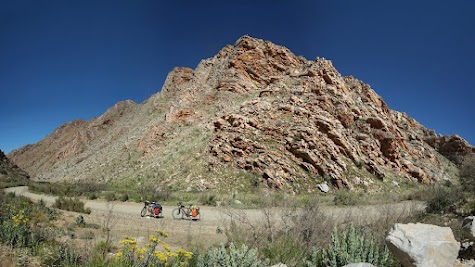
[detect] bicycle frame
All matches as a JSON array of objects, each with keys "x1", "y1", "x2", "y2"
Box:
[
  {"x1": 141, "y1": 200, "x2": 162, "y2": 218},
  {"x1": 173, "y1": 202, "x2": 200, "y2": 220}
]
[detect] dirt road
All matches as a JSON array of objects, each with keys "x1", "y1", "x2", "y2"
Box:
[{"x1": 4, "y1": 186, "x2": 424, "y2": 250}]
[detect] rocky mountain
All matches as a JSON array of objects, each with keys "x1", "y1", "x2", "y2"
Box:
[
  {"x1": 0, "y1": 149, "x2": 29, "y2": 182},
  {"x1": 8, "y1": 36, "x2": 475, "y2": 192}
]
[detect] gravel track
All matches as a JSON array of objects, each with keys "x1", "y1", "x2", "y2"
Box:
[{"x1": 4, "y1": 186, "x2": 425, "y2": 249}]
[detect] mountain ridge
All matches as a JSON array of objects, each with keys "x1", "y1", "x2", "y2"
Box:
[{"x1": 8, "y1": 35, "x2": 475, "y2": 192}]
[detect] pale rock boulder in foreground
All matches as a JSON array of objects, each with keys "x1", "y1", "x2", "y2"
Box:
[
  {"x1": 462, "y1": 216, "x2": 475, "y2": 241},
  {"x1": 386, "y1": 223, "x2": 459, "y2": 267}
]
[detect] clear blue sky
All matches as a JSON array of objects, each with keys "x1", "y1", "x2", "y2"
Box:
[{"x1": 1, "y1": 0, "x2": 474, "y2": 154}]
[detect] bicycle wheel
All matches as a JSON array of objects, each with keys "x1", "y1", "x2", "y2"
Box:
[
  {"x1": 172, "y1": 208, "x2": 182, "y2": 219},
  {"x1": 140, "y1": 207, "x2": 147, "y2": 217}
]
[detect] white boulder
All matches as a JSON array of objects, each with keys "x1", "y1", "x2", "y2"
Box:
[
  {"x1": 462, "y1": 216, "x2": 475, "y2": 241},
  {"x1": 386, "y1": 223, "x2": 459, "y2": 267},
  {"x1": 317, "y1": 182, "x2": 330, "y2": 193}
]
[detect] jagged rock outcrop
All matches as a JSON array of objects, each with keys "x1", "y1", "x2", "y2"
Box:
[
  {"x1": 386, "y1": 223, "x2": 459, "y2": 267},
  {"x1": 425, "y1": 135, "x2": 475, "y2": 165},
  {"x1": 0, "y1": 149, "x2": 29, "y2": 181},
  {"x1": 7, "y1": 36, "x2": 475, "y2": 191}
]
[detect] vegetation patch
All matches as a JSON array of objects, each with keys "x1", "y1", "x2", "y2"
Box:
[{"x1": 53, "y1": 196, "x2": 91, "y2": 214}]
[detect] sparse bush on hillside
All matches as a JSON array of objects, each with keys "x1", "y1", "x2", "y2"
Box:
[
  {"x1": 425, "y1": 185, "x2": 465, "y2": 214},
  {"x1": 460, "y1": 154, "x2": 475, "y2": 192}
]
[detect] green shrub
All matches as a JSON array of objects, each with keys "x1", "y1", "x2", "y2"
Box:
[
  {"x1": 307, "y1": 225, "x2": 395, "y2": 267},
  {"x1": 29, "y1": 181, "x2": 106, "y2": 197},
  {"x1": 333, "y1": 190, "x2": 364, "y2": 206},
  {"x1": 75, "y1": 215, "x2": 86, "y2": 227},
  {"x1": 91, "y1": 240, "x2": 114, "y2": 260},
  {"x1": 117, "y1": 193, "x2": 129, "y2": 202},
  {"x1": 37, "y1": 243, "x2": 62, "y2": 266},
  {"x1": 37, "y1": 242, "x2": 82, "y2": 266},
  {"x1": 104, "y1": 192, "x2": 116, "y2": 202},
  {"x1": 138, "y1": 185, "x2": 173, "y2": 203},
  {"x1": 425, "y1": 186, "x2": 465, "y2": 214},
  {"x1": 467, "y1": 199, "x2": 475, "y2": 215},
  {"x1": 196, "y1": 243, "x2": 268, "y2": 267},
  {"x1": 261, "y1": 235, "x2": 306, "y2": 266},
  {"x1": 460, "y1": 155, "x2": 475, "y2": 193},
  {"x1": 53, "y1": 197, "x2": 91, "y2": 214},
  {"x1": 58, "y1": 242, "x2": 82, "y2": 266},
  {"x1": 199, "y1": 193, "x2": 219, "y2": 206},
  {"x1": 0, "y1": 193, "x2": 44, "y2": 249},
  {"x1": 37, "y1": 199, "x2": 59, "y2": 220}
]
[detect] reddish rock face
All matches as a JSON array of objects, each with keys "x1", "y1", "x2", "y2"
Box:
[
  {"x1": 7, "y1": 36, "x2": 474, "y2": 190},
  {"x1": 204, "y1": 36, "x2": 474, "y2": 189}
]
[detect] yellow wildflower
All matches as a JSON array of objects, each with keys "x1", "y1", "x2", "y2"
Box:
[
  {"x1": 119, "y1": 238, "x2": 136, "y2": 246},
  {"x1": 166, "y1": 251, "x2": 178, "y2": 258},
  {"x1": 177, "y1": 248, "x2": 193, "y2": 259},
  {"x1": 154, "y1": 251, "x2": 168, "y2": 262},
  {"x1": 156, "y1": 230, "x2": 169, "y2": 237},
  {"x1": 12, "y1": 212, "x2": 29, "y2": 226},
  {"x1": 137, "y1": 247, "x2": 147, "y2": 256},
  {"x1": 149, "y1": 234, "x2": 159, "y2": 243}
]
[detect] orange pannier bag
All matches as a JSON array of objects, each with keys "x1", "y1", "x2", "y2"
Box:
[{"x1": 191, "y1": 208, "x2": 197, "y2": 217}]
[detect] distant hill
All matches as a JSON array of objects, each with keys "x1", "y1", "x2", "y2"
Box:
[
  {"x1": 0, "y1": 149, "x2": 29, "y2": 185},
  {"x1": 8, "y1": 36, "x2": 475, "y2": 192}
]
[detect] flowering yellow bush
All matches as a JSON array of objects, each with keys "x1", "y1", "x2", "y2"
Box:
[
  {"x1": 12, "y1": 210, "x2": 29, "y2": 226},
  {"x1": 114, "y1": 230, "x2": 193, "y2": 267}
]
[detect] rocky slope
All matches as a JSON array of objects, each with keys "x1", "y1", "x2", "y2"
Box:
[
  {"x1": 8, "y1": 36, "x2": 475, "y2": 192},
  {"x1": 0, "y1": 149, "x2": 29, "y2": 182}
]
